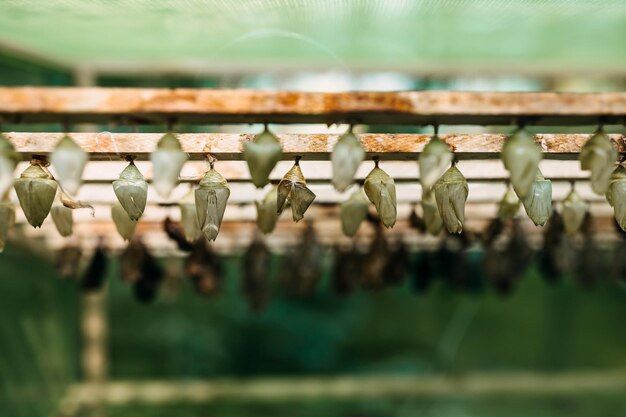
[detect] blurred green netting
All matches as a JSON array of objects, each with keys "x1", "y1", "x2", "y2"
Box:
[
  {"x1": 0, "y1": 245, "x2": 80, "y2": 417},
  {"x1": 0, "y1": 0, "x2": 625, "y2": 69}
]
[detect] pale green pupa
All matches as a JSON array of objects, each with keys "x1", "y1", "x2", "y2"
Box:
[
  {"x1": 579, "y1": 128, "x2": 617, "y2": 195},
  {"x1": 522, "y1": 169, "x2": 552, "y2": 227},
  {"x1": 243, "y1": 126, "x2": 283, "y2": 188},
  {"x1": 340, "y1": 188, "x2": 369, "y2": 237},
  {"x1": 150, "y1": 131, "x2": 188, "y2": 198},
  {"x1": 501, "y1": 128, "x2": 542, "y2": 199},
  {"x1": 433, "y1": 165, "x2": 468, "y2": 234},
  {"x1": 277, "y1": 161, "x2": 316, "y2": 223},
  {"x1": 14, "y1": 160, "x2": 58, "y2": 228},
  {"x1": 195, "y1": 166, "x2": 230, "y2": 241},
  {"x1": 418, "y1": 134, "x2": 452, "y2": 193},
  {"x1": 421, "y1": 190, "x2": 443, "y2": 236},
  {"x1": 497, "y1": 184, "x2": 520, "y2": 220},
  {"x1": 51, "y1": 200, "x2": 73, "y2": 237},
  {"x1": 255, "y1": 185, "x2": 281, "y2": 234},
  {"x1": 50, "y1": 134, "x2": 87, "y2": 196},
  {"x1": 179, "y1": 188, "x2": 201, "y2": 243},
  {"x1": 562, "y1": 187, "x2": 589, "y2": 236},
  {"x1": 112, "y1": 160, "x2": 148, "y2": 221},
  {"x1": 363, "y1": 162, "x2": 396, "y2": 229},
  {"x1": 331, "y1": 127, "x2": 365, "y2": 192},
  {"x1": 111, "y1": 203, "x2": 137, "y2": 241}
]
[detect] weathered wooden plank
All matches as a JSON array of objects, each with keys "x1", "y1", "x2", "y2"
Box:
[
  {"x1": 4, "y1": 132, "x2": 623, "y2": 161},
  {"x1": 1, "y1": 88, "x2": 626, "y2": 125}
]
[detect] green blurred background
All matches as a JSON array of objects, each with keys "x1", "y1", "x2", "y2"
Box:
[{"x1": 1, "y1": 1, "x2": 626, "y2": 416}]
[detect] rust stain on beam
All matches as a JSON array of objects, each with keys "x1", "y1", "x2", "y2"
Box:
[
  {"x1": 1, "y1": 88, "x2": 626, "y2": 125},
  {"x1": 4, "y1": 132, "x2": 623, "y2": 161}
]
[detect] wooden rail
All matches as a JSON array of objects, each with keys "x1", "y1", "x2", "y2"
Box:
[
  {"x1": 4, "y1": 132, "x2": 624, "y2": 161},
  {"x1": 1, "y1": 88, "x2": 626, "y2": 125},
  {"x1": 61, "y1": 370, "x2": 626, "y2": 406}
]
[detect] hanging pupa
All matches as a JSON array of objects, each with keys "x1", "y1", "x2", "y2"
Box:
[
  {"x1": 277, "y1": 159, "x2": 316, "y2": 222},
  {"x1": 243, "y1": 236, "x2": 272, "y2": 311},
  {"x1": 150, "y1": 132, "x2": 188, "y2": 198},
  {"x1": 50, "y1": 134, "x2": 87, "y2": 196},
  {"x1": 340, "y1": 188, "x2": 369, "y2": 237},
  {"x1": 0, "y1": 196, "x2": 15, "y2": 253},
  {"x1": 14, "y1": 159, "x2": 57, "y2": 228},
  {"x1": 497, "y1": 184, "x2": 520, "y2": 220},
  {"x1": 255, "y1": 185, "x2": 281, "y2": 234},
  {"x1": 0, "y1": 133, "x2": 19, "y2": 198},
  {"x1": 112, "y1": 159, "x2": 147, "y2": 221},
  {"x1": 331, "y1": 126, "x2": 365, "y2": 192},
  {"x1": 363, "y1": 161, "x2": 396, "y2": 228},
  {"x1": 579, "y1": 128, "x2": 617, "y2": 195},
  {"x1": 243, "y1": 126, "x2": 283, "y2": 188},
  {"x1": 562, "y1": 187, "x2": 589, "y2": 235},
  {"x1": 111, "y1": 203, "x2": 137, "y2": 241},
  {"x1": 195, "y1": 162, "x2": 230, "y2": 241},
  {"x1": 522, "y1": 169, "x2": 552, "y2": 227},
  {"x1": 433, "y1": 164, "x2": 468, "y2": 234},
  {"x1": 421, "y1": 190, "x2": 443, "y2": 236},
  {"x1": 606, "y1": 165, "x2": 626, "y2": 231},
  {"x1": 418, "y1": 133, "x2": 452, "y2": 192},
  {"x1": 50, "y1": 195, "x2": 73, "y2": 237},
  {"x1": 501, "y1": 128, "x2": 542, "y2": 198},
  {"x1": 179, "y1": 188, "x2": 201, "y2": 243}
]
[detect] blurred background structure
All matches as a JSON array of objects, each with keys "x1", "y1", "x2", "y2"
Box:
[{"x1": 1, "y1": 1, "x2": 626, "y2": 417}]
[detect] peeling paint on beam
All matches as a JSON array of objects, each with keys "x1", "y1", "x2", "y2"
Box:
[
  {"x1": 4, "y1": 132, "x2": 624, "y2": 161},
  {"x1": 1, "y1": 88, "x2": 626, "y2": 125}
]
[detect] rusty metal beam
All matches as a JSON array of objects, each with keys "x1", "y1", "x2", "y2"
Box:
[
  {"x1": 4, "y1": 132, "x2": 624, "y2": 161},
  {"x1": 1, "y1": 88, "x2": 626, "y2": 125}
]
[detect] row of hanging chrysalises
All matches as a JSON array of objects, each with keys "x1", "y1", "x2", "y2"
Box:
[{"x1": 0, "y1": 125, "x2": 621, "y2": 249}]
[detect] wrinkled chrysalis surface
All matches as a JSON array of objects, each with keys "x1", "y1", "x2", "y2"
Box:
[
  {"x1": 433, "y1": 165, "x2": 468, "y2": 234},
  {"x1": 364, "y1": 165, "x2": 396, "y2": 228},
  {"x1": 51, "y1": 203, "x2": 73, "y2": 237},
  {"x1": 502, "y1": 128, "x2": 542, "y2": 199},
  {"x1": 255, "y1": 185, "x2": 281, "y2": 234},
  {"x1": 562, "y1": 189, "x2": 589, "y2": 235},
  {"x1": 50, "y1": 134, "x2": 87, "y2": 196},
  {"x1": 522, "y1": 170, "x2": 552, "y2": 227},
  {"x1": 243, "y1": 127, "x2": 283, "y2": 188},
  {"x1": 14, "y1": 162, "x2": 58, "y2": 228},
  {"x1": 0, "y1": 197, "x2": 15, "y2": 253},
  {"x1": 331, "y1": 129, "x2": 365, "y2": 192},
  {"x1": 179, "y1": 189, "x2": 201, "y2": 243},
  {"x1": 579, "y1": 129, "x2": 617, "y2": 195},
  {"x1": 340, "y1": 188, "x2": 369, "y2": 237},
  {"x1": 277, "y1": 163, "x2": 316, "y2": 222},
  {"x1": 150, "y1": 132, "x2": 188, "y2": 198},
  {"x1": 606, "y1": 165, "x2": 626, "y2": 231},
  {"x1": 0, "y1": 133, "x2": 19, "y2": 198},
  {"x1": 421, "y1": 190, "x2": 443, "y2": 236},
  {"x1": 111, "y1": 203, "x2": 137, "y2": 241},
  {"x1": 195, "y1": 167, "x2": 230, "y2": 241},
  {"x1": 497, "y1": 184, "x2": 520, "y2": 220},
  {"x1": 112, "y1": 161, "x2": 148, "y2": 221},
  {"x1": 419, "y1": 135, "x2": 452, "y2": 192}
]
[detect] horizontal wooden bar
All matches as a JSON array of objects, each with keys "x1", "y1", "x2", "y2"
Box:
[
  {"x1": 1, "y1": 88, "x2": 626, "y2": 125},
  {"x1": 4, "y1": 132, "x2": 624, "y2": 161},
  {"x1": 65, "y1": 370, "x2": 626, "y2": 405}
]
